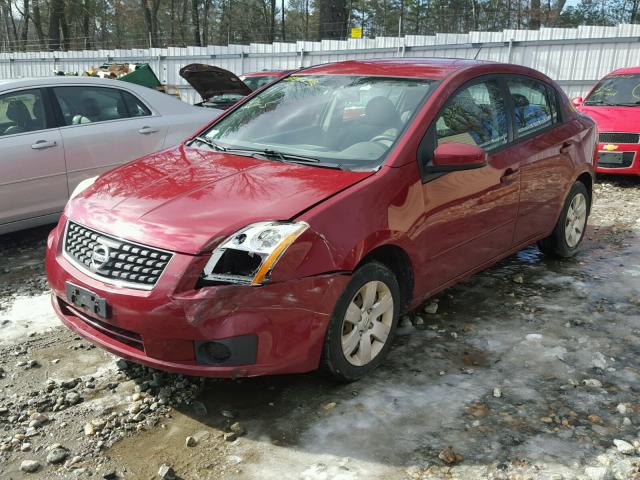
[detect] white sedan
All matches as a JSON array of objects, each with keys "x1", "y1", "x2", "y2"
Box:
[{"x1": 0, "y1": 76, "x2": 219, "y2": 235}]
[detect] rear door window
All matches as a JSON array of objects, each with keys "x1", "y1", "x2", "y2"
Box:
[
  {"x1": 52, "y1": 87, "x2": 150, "y2": 126},
  {"x1": 507, "y1": 78, "x2": 557, "y2": 137},
  {"x1": 0, "y1": 89, "x2": 47, "y2": 136}
]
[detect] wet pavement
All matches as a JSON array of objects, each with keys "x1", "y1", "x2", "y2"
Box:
[{"x1": 0, "y1": 175, "x2": 639, "y2": 479}]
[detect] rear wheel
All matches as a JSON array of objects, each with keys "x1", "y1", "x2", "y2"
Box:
[
  {"x1": 538, "y1": 181, "x2": 590, "y2": 258},
  {"x1": 320, "y1": 261, "x2": 400, "y2": 382}
]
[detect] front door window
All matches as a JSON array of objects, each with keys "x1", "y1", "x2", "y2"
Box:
[{"x1": 435, "y1": 80, "x2": 508, "y2": 151}]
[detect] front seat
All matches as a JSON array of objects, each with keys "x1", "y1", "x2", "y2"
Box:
[
  {"x1": 29, "y1": 98, "x2": 45, "y2": 130},
  {"x1": 116, "y1": 98, "x2": 129, "y2": 118},
  {"x1": 400, "y1": 88, "x2": 427, "y2": 124},
  {"x1": 363, "y1": 96, "x2": 401, "y2": 135},
  {"x1": 3, "y1": 100, "x2": 32, "y2": 135},
  {"x1": 339, "y1": 96, "x2": 401, "y2": 149},
  {"x1": 72, "y1": 98, "x2": 101, "y2": 125}
]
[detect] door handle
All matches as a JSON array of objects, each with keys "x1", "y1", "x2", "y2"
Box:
[
  {"x1": 500, "y1": 168, "x2": 520, "y2": 185},
  {"x1": 138, "y1": 126, "x2": 159, "y2": 134},
  {"x1": 559, "y1": 141, "x2": 572, "y2": 154},
  {"x1": 31, "y1": 140, "x2": 57, "y2": 150}
]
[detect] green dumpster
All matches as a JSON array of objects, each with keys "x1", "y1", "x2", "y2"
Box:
[{"x1": 119, "y1": 64, "x2": 162, "y2": 89}]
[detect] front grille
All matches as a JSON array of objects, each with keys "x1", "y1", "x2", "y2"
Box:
[
  {"x1": 599, "y1": 132, "x2": 640, "y2": 144},
  {"x1": 64, "y1": 221, "x2": 172, "y2": 289},
  {"x1": 597, "y1": 151, "x2": 635, "y2": 168}
]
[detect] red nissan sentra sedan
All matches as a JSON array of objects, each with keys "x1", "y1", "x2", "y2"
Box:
[
  {"x1": 574, "y1": 67, "x2": 640, "y2": 176},
  {"x1": 46, "y1": 58, "x2": 596, "y2": 381}
]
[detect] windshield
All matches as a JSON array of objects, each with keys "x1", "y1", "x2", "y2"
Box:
[
  {"x1": 199, "y1": 74, "x2": 436, "y2": 169},
  {"x1": 242, "y1": 75, "x2": 280, "y2": 91},
  {"x1": 585, "y1": 74, "x2": 640, "y2": 106}
]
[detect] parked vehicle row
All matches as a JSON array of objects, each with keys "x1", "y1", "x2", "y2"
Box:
[{"x1": 42, "y1": 58, "x2": 596, "y2": 381}]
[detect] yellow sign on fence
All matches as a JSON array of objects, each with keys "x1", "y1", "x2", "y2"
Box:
[{"x1": 351, "y1": 27, "x2": 363, "y2": 39}]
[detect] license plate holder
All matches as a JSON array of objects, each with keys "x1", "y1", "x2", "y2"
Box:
[
  {"x1": 598, "y1": 151, "x2": 624, "y2": 164},
  {"x1": 65, "y1": 282, "x2": 109, "y2": 319}
]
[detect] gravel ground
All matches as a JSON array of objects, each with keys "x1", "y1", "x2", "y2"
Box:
[{"x1": 0, "y1": 175, "x2": 639, "y2": 480}]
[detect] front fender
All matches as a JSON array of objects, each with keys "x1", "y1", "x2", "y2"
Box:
[{"x1": 269, "y1": 224, "x2": 418, "y2": 284}]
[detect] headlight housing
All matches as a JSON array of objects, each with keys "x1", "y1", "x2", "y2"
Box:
[
  {"x1": 69, "y1": 176, "x2": 98, "y2": 201},
  {"x1": 201, "y1": 221, "x2": 309, "y2": 286}
]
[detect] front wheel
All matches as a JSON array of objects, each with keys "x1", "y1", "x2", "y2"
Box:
[
  {"x1": 320, "y1": 261, "x2": 400, "y2": 382},
  {"x1": 538, "y1": 181, "x2": 590, "y2": 258}
]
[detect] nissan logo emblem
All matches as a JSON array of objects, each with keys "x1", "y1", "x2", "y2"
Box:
[{"x1": 90, "y1": 244, "x2": 110, "y2": 270}]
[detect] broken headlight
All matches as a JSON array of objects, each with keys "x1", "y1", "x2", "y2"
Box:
[{"x1": 201, "y1": 222, "x2": 309, "y2": 286}]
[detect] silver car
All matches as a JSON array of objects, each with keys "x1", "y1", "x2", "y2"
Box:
[{"x1": 0, "y1": 77, "x2": 219, "y2": 234}]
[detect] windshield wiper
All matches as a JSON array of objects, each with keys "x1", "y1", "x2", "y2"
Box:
[
  {"x1": 258, "y1": 149, "x2": 344, "y2": 170},
  {"x1": 583, "y1": 100, "x2": 614, "y2": 106},
  {"x1": 609, "y1": 102, "x2": 640, "y2": 106},
  {"x1": 188, "y1": 136, "x2": 227, "y2": 152},
  {"x1": 189, "y1": 139, "x2": 267, "y2": 159},
  {"x1": 261, "y1": 149, "x2": 319, "y2": 163},
  {"x1": 189, "y1": 141, "x2": 344, "y2": 169}
]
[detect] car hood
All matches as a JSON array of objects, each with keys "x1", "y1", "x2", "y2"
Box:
[
  {"x1": 179, "y1": 64, "x2": 253, "y2": 101},
  {"x1": 578, "y1": 105, "x2": 640, "y2": 133},
  {"x1": 67, "y1": 145, "x2": 373, "y2": 255}
]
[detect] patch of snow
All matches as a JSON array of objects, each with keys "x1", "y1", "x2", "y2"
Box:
[{"x1": 0, "y1": 293, "x2": 60, "y2": 345}]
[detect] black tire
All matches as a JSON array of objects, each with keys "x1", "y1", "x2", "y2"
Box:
[
  {"x1": 319, "y1": 261, "x2": 400, "y2": 382},
  {"x1": 538, "y1": 181, "x2": 590, "y2": 258}
]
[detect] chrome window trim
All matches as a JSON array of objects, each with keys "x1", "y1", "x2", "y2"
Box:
[{"x1": 61, "y1": 220, "x2": 174, "y2": 291}]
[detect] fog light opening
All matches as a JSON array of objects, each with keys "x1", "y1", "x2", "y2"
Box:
[{"x1": 199, "y1": 341, "x2": 232, "y2": 362}]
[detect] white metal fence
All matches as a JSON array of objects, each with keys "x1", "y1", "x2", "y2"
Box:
[{"x1": 2, "y1": 24, "x2": 640, "y2": 104}]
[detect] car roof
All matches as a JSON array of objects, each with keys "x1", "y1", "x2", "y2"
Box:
[
  {"x1": 242, "y1": 70, "x2": 293, "y2": 78},
  {"x1": 300, "y1": 57, "x2": 499, "y2": 80},
  {"x1": 607, "y1": 66, "x2": 640, "y2": 76},
  {"x1": 0, "y1": 75, "x2": 208, "y2": 116},
  {"x1": 0, "y1": 76, "x2": 153, "y2": 91}
]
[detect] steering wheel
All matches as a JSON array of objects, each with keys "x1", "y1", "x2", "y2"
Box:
[{"x1": 370, "y1": 134, "x2": 396, "y2": 144}]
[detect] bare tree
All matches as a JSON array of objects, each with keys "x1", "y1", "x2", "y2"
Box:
[
  {"x1": 270, "y1": 0, "x2": 276, "y2": 42},
  {"x1": 30, "y1": 0, "x2": 44, "y2": 47},
  {"x1": 192, "y1": 0, "x2": 201, "y2": 46},
  {"x1": 48, "y1": 0, "x2": 65, "y2": 49},
  {"x1": 19, "y1": 0, "x2": 29, "y2": 49},
  {"x1": 141, "y1": 0, "x2": 162, "y2": 47},
  {"x1": 281, "y1": 0, "x2": 285, "y2": 40},
  {"x1": 530, "y1": 0, "x2": 541, "y2": 28},
  {"x1": 319, "y1": 0, "x2": 347, "y2": 39}
]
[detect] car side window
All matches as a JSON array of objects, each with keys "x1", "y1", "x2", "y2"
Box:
[
  {"x1": 122, "y1": 91, "x2": 151, "y2": 118},
  {"x1": 52, "y1": 87, "x2": 149, "y2": 126},
  {"x1": 0, "y1": 89, "x2": 46, "y2": 137},
  {"x1": 507, "y1": 78, "x2": 557, "y2": 137},
  {"x1": 436, "y1": 80, "x2": 508, "y2": 151}
]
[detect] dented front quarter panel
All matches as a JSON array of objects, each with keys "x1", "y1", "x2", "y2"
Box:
[
  {"x1": 271, "y1": 163, "x2": 424, "y2": 294},
  {"x1": 170, "y1": 273, "x2": 350, "y2": 372}
]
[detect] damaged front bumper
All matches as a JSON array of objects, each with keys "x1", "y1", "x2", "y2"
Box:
[{"x1": 46, "y1": 223, "x2": 350, "y2": 377}]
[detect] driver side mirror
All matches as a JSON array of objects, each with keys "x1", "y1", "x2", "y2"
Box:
[
  {"x1": 571, "y1": 97, "x2": 583, "y2": 107},
  {"x1": 428, "y1": 142, "x2": 487, "y2": 173}
]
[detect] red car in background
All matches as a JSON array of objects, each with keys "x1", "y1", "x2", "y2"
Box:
[
  {"x1": 574, "y1": 67, "x2": 640, "y2": 176},
  {"x1": 46, "y1": 58, "x2": 595, "y2": 381}
]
